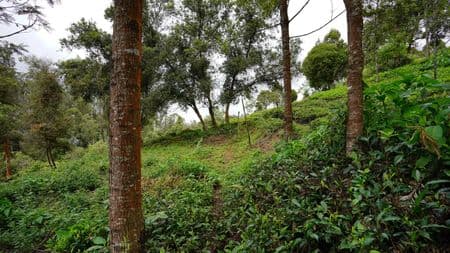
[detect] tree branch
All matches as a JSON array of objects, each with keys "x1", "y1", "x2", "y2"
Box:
[{"x1": 0, "y1": 17, "x2": 38, "y2": 39}]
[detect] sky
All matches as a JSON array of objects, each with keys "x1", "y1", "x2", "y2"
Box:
[{"x1": 1, "y1": 0, "x2": 347, "y2": 123}]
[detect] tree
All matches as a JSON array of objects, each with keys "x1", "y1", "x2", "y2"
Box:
[
  {"x1": 0, "y1": 0, "x2": 57, "y2": 39},
  {"x1": 60, "y1": 18, "x2": 112, "y2": 138},
  {"x1": 280, "y1": 0, "x2": 293, "y2": 138},
  {"x1": 219, "y1": 0, "x2": 273, "y2": 124},
  {"x1": 422, "y1": 0, "x2": 449, "y2": 79},
  {"x1": 60, "y1": 18, "x2": 112, "y2": 62},
  {"x1": 344, "y1": 0, "x2": 364, "y2": 154},
  {"x1": 172, "y1": 0, "x2": 224, "y2": 128},
  {"x1": 22, "y1": 58, "x2": 67, "y2": 168},
  {"x1": 108, "y1": 0, "x2": 144, "y2": 252},
  {"x1": 65, "y1": 98, "x2": 101, "y2": 147},
  {"x1": 256, "y1": 90, "x2": 281, "y2": 110},
  {"x1": 162, "y1": 30, "x2": 208, "y2": 130},
  {"x1": 302, "y1": 29, "x2": 347, "y2": 90},
  {"x1": 0, "y1": 42, "x2": 22, "y2": 178}
]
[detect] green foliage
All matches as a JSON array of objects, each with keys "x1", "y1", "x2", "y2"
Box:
[
  {"x1": 219, "y1": 0, "x2": 281, "y2": 109},
  {"x1": 302, "y1": 30, "x2": 347, "y2": 90},
  {"x1": 1, "y1": 63, "x2": 449, "y2": 252},
  {"x1": 58, "y1": 58, "x2": 109, "y2": 103},
  {"x1": 218, "y1": 72, "x2": 449, "y2": 252},
  {"x1": 21, "y1": 58, "x2": 69, "y2": 165},
  {"x1": 377, "y1": 41, "x2": 412, "y2": 71},
  {"x1": 49, "y1": 220, "x2": 108, "y2": 253},
  {"x1": 0, "y1": 42, "x2": 21, "y2": 151},
  {"x1": 143, "y1": 177, "x2": 215, "y2": 251},
  {"x1": 60, "y1": 18, "x2": 112, "y2": 61},
  {"x1": 65, "y1": 101, "x2": 102, "y2": 148},
  {"x1": 0, "y1": 142, "x2": 108, "y2": 252},
  {"x1": 256, "y1": 90, "x2": 281, "y2": 110},
  {"x1": 421, "y1": 48, "x2": 450, "y2": 71}
]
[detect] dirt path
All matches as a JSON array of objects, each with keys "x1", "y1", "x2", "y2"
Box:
[{"x1": 209, "y1": 182, "x2": 223, "y2": 252}]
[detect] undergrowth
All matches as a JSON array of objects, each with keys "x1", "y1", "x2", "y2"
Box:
[{"x1": 0, "y1": 61, "x2": 449, "y2": 252}]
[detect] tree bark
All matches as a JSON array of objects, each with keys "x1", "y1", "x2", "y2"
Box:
[
  {"x1": 3, "y1": 138, "x2": 11, "y2": 179},
  {"x1": 224, "y1": 102, "x2": 230, "y2": 124},
  {"x1": 109, "y1": 1, "x2": 144, "y2": 252},
  {"x1": 280, "y1": 0, "x2": 294, "y2": 139},
  {"x1": 344, "y1": 0, "x2": 364, "y2": 155},
  {"x1": 49, "y1": 147, "x2": 56, "y2": 168},
  {"x1": 206, "y1": 95, "x2": 217, "y2": 128},
  {"x1": 192, "y1": 102, "x2": 207, "y2": 131},
  {"x1": 46, "y1": 147, "x2": 52, "y2": 168}
]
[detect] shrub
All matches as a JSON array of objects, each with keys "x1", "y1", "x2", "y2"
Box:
[{"x1": 377, "y1": 41, "x2": 411, "y2": 71}]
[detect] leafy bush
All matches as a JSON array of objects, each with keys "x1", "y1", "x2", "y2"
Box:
[
  {"x1": 144, "y1": 177, "x2": 215, "y2": 251},
  {"x1": 48, "y1": 220, "x2": 108, "y2": 253},
  {"x1": 377, "y1": 41, "x2": 411, "y2": 71},
  {"x1": 302, "y1": 43, "x2": 347, "y2": 90},
  {"x1": 218, "y1": 74, "x2": 449, "y2": 252}
]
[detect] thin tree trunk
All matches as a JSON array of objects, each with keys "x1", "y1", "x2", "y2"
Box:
[
  {"x1": 46, "y1": 148, "x2": 52, "y2": 168},
  {"x1": 344, "y1": 0, "x2": 364, "y2": 155},
  {"x1": 49, "y1": 147, "x2": 57, "y2": 168},
  {"x1": 241, "y1": 98, "x2": 251, "y2": 146},
  {"x1": 223, "y1": 75, "x2": 236, "y2": 125},
  {"x1": 3, "y1": 138, "x2": 11, "y2": 179},
  {"x1": 207, "y1": 95, "x2": 217, "y2": 128},
  {"x1": 280, "y1": 0, "x2": 294, "y2": 139},
  {"x1": 192, "y1": 102, "x2": 207, "y2": 131},
  {"x1": 224, "y1": 102, "x2": 230, "y2": 124},
  {"x1": 109, "y1": 0, "x2": 144, "y2": 252}
]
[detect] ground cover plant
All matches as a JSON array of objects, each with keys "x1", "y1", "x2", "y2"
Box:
[{"x1": 0, "y1": 60, "x2": 449, "y2": 252}]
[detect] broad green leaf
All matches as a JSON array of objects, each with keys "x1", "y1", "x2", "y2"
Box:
[
  {"x1": 92, "y1": 236, "x2": 106, "y2": 245},
  {"x1": 86, "y1": 245, "x2": 104, "y2": 252},
  {"x1": 415, "y1": 156, "x2": 431, "y2": 168},
  {"x1": 412, "y1": 169, "x2": 421, "y2": 182},
  {"x1": 394, "y1": 155, "x2": 403, "y2": 165},
  {"x1": 425, "y1": 126, "x2": 443, "y2": 142}
]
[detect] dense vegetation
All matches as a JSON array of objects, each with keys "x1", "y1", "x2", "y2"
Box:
[
  {"x1": 1, "y1": 58, "x2": 449, "y2": 252},
  {"x1": 1, "y1": 0, "x2": 449, "y2": 251}
]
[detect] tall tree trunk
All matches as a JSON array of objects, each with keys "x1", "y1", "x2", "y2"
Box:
[
  {"x1": 109, "y1": 1, "x2": 144, "y2": 252},
  {"x1": 280, "y1": 0, "x2": 294, "y2": 139},
  {"x1": 207, "y1": 95, "x2": 217, "y2": 128},
  {"x1": 192, "y1": 102, "x2": 207, "y2": 131},
  {"x1": 344, "y1": 0, "x2": 364, "y2": 155},
  {"x1": 3, "y1": 138, "x2": 11, "y2": 179},
  {"x1": 224, "y1": 102, "x2": 230, "y2": 124}
]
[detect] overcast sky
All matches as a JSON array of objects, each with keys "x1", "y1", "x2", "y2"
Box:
[{"x1": 1, "y1": 0, "x2": 347, "y2": 123}]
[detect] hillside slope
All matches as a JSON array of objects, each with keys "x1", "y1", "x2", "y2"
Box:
[{"x1": 0, "y1": 60, "x2": 449, "y2": 252}]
